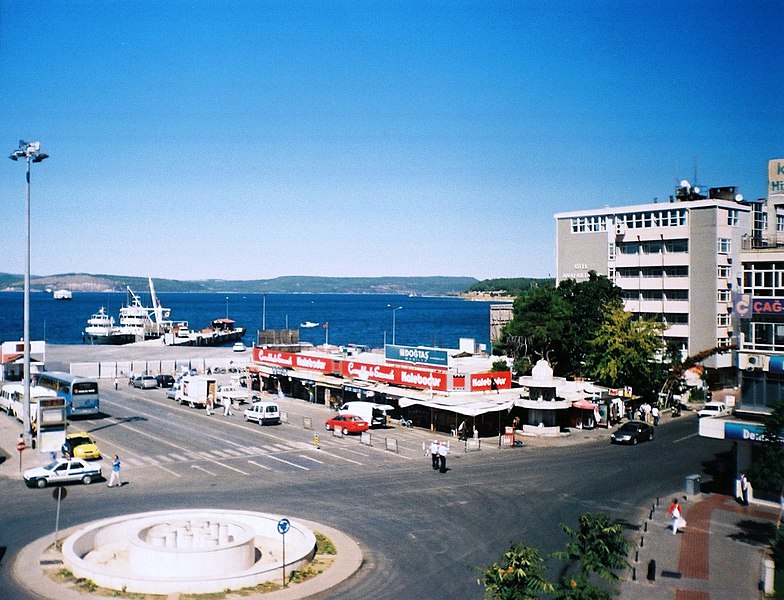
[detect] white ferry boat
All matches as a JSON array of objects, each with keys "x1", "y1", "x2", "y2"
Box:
[
  {"x1": 82, "y1": 307, "x2": 135, "y2": 345},
  {"x1": 53, "y1": 289, "x2": 72, "y2": 300}
]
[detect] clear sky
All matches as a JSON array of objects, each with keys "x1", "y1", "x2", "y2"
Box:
[{"x1": 1, "y1": 1, "x2": 781, "y2": 281}]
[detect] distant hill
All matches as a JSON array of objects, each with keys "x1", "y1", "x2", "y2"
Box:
[
  {"x1": 467, "y1": 277, "x2": 554, "y2": 296},
  {"x1": 0, "y1": 272, "x2": 478, "y2": 296}
]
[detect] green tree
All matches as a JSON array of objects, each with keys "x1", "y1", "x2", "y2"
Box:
[
  {"x1": 481, "y1": 542, "x2": 553, "y2": 600},
  {"x1": 553, "y1": 512, "x2": 629, "y2": 600},
  {"x1": 495, "y1": 286, "x2": 569, "y2": 374},
  {"x1": 583, "y1": 305, "x2": 666, "y2": 400},
  {"x1": 556, "y1": 273, "x2": 624, "y2": 377},
  {"x1": 745, "y1": 400, "x2": 784, "y2": 495}
]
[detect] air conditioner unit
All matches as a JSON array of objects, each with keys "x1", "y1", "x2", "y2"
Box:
[
  {"x1": 738, "y1": 353, "x2": 769, "y2": 371},
  {"x1": 614, "y1": 223, "x2": 626, "y2": 237}
]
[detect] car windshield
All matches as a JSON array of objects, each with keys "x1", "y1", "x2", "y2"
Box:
[
  {"x1": 69, "y1": 435, "x2": 92, "y2": 446},
  {"x1": 619, "y1": 424, "x2": 638, "y2": 432}
]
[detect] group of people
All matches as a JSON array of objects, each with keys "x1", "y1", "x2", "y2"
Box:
[
  {"x1": 429, "y1": 440, "x2": 449, "y2": 473},
  {"x1": 632, "y1": 402, "x2": 660, "y2": 426}
]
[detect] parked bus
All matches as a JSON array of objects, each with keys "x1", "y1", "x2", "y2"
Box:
[
  {"x1": 0, "y1": 383, "x2": 59, "y2": 431},
  {"x1": 34, "y1": 372, "x2": 100, "y2": 418}
]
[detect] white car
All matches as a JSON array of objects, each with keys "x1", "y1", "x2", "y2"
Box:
[
  {"x1": 233, "y1": 342, "x2": 246, "y2": 352},
  {"x1": 698, "y1": 401, "x2": 731, "y2": 418},
  {"x1": 244, "y1": 401, "x2": 281, "y2": 425},
  {"x1": 218, "y1": 385, "x2": 248, "y2": 406},
  {"x1": 24, "y1": 458, "x2": 102, "y2": 488}
]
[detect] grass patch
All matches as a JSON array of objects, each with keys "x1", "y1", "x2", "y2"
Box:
[{"x1": 315, "y1": 531, "x2": 337, "y2": 555}]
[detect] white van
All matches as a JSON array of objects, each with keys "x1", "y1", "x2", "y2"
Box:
[
  {"x1": 339, "y1": 401, "x2": 394, "y2": 428},
  {"x1": 243, "y1": 401, "x2": 281, "y2": 425}
]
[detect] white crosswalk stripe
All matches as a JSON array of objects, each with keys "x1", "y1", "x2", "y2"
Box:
[
  {"x1": 155, "y1": 455, "x2": 174, "y2": 463},
  {"x1": 222, "y1": 448, "x2": 244, "y2": 457}
]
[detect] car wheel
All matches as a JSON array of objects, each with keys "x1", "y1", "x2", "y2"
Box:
[
  {"x1": 36, "y1": 478, "x2": 46, "y2": 488},
  {"x1": 341, "y1": 428, "x2": 348, "y2": 435},
  {"x1": 649, "y1": 431, "x2": 654, "y2": 441},
  {"x1": 82, "y1": 474, "x2": 92, "y2": 485},
  {"x1": 325, "y1": 424, "x2": 332, "y2": 430},
  {"x1": 189, "y1": 401, "x2": 195, "y2": 408},
  {"x1": 632, "y1": 437, "x2": 638, "y2": 445}
]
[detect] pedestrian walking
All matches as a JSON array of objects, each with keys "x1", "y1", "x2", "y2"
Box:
[
  {"x1": 113, "y1": 377, "x2": 118, "y2": 390},
  {"x1": 206, "y1": 392, "x2": 214, "y2": 416},
  {"x1": 438, "y1": 441, "x2": 449, "y2": 473},
  {"x1": 108, "y1": 454, "x2": 122, "y2": 488},
  {"x1": 652, "y1": 405, "x2": 660, "y2": 426},
  {"x1": 223, "y1": 395, "x2": 233, "y2": 417},
  {"x1": 429, "y1": 440, "x2": 439, "y2": 470},
  {"x1": 668, "y1": 498, "x2": 685, "y2": 534},
  {"x1": 740, "y1": 473, "x2": 750, "y2": 505}
]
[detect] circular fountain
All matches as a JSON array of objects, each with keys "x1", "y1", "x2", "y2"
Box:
[{"x1": 61, "y1": 509, "x2": 317, "y2": 595}]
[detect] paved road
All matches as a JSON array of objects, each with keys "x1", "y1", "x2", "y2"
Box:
[{"x1": 0, "y1": 384, "x2": 731, "y2": 599}]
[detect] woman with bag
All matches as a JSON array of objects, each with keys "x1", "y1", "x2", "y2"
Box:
[{"x1": 668, "y1": 498, "x2": 686, "y2": 535}]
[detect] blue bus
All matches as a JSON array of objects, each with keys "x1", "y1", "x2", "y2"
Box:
[{"x1": 34, "y1": 372, "x2": 100, "y2": 418}]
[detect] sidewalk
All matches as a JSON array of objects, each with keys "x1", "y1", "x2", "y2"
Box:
[{"x1": 620, "y1": 492, "x2": 779, "y2": 600}]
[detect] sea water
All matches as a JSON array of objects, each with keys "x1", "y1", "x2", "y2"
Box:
[{"x1": 0, "y1": 292, "x2": 497, "y2": 351}]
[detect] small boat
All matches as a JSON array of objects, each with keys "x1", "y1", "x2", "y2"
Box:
[
  {"x1": 53, "y1": 289, "x2": 73, "y2": 300},
  {"x1": 300, "y1": 321, "x2": 320, "y2": 328},
  {"x1": 82, "y1": 307, "x2": 135, "y2": 345}
]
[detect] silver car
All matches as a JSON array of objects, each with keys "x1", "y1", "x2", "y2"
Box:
[{"x1": 133, "y1": 375, "x2": 157, "y2": 389}]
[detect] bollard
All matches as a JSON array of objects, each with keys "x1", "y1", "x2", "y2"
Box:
[
  {"x1": 644, "y1": 521, "x2": 648, "y2": 532},
  {"x1": 640, "y1": 535, "x2": 644, "y2": 548},
  {"x1": 646, "y1": 559, "x2": 656, "y2": 581},
  {"x1": 656, "y1": 497, "x2": 660, "y2": 506},
  {"x1": 635, "y1": 550, "x2": 639, "y2": 563},
  {"x1": 649, "y1": 509, "x2": 654, "y2": 520},
  {"x1": 632, "y1": 566, "x2": 636, "y2": 581},
  {"x1": 313, "y1": 434, "x2": 320, "y2": 449}
]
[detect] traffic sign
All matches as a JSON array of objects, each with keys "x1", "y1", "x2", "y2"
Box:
[
  {"x1": 53, "y1": 486, "x2": 67, "y2": 501},
  {"x1": 277, "y1": 518, "x2": 290, "y2": 535},
  {"x1": 16, "y1": 439, "x2": 26, "y2": 452}
]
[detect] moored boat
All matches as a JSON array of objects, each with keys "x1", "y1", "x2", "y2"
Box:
[
  {"x1": 82, "y1": 307, "x2": 135, "y2": 345},
  {"x1": 53, "y1": 289, "x2": 73, "y2": 300}
]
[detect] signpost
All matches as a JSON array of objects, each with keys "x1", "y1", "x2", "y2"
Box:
[
  {"x1": 16, "y1": 436, "x2": 26, "y2": 472},
  {"x1": 53, "y1": 486, "x2": 67, "y2": 547},
  {"x1": 277, "y1": 518, "x2": 290, "y2": 587}
]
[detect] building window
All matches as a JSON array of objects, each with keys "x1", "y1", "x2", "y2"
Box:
[
  {"x1": 608, "y1": 242, "x2": 616, "y2": 260},
  {"x1": 717, "y1": 314, "x2": 730, "y2": 326},
  {"x1": 570, "y1": 216, "x2": 608, "y2": 234},
  {"x1": 664, "y1": 266, "x2": 688, "y2": 277},
  {"x1": 717, "y1": 238, "x2": 732, "y2": 254},
  {"x1": 665, "y1": 289, "x2": 689, "y2": 301},
  {"x1": 665, "y1": 239, "x2": 689, "y2": 253},
  {"x1": 727, "y1": 208, "x2": 740, "y2": 226},
  {"x1": 777, "y1": 214, "x2": 784, "y2": 233},
  {"x1": 718, "y1": 265, "x2": 731, "y2": 279},
  {"x1": 717, "y1": 290, "x2": 731, "y2": 303}
]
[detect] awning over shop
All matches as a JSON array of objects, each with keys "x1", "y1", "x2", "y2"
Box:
[
  {"x1": 571, "y1": 399, "x2": 597, "y2": 410},
  {"x1": 398, "y1": 395, "x2": 516, "y2": 417}
]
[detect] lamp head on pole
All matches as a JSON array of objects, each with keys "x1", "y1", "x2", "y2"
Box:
[{"x1": 9, "y1": 140, "x2": 48, "y2": 162}]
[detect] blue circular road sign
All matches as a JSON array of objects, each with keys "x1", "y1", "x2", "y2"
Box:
[{"x1": 277, "y1": 518, "x2": 290, "y2": 535}]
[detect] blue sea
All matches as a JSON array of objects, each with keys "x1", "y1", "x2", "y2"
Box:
[{"x1": 0, "y1": 292, "x2": 495, "y2": 351}]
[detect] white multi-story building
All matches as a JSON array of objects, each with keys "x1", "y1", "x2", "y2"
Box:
[{"x1": 555, "y1": 184, "x2": 751, "y2": 377}]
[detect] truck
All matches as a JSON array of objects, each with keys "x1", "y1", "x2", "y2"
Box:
[
  {"x1": 339, "y1": 401, "x2": 394, "y2": 428},
  {"x1": 175, "y1": 375, "x2": 218, "y2": 409}
]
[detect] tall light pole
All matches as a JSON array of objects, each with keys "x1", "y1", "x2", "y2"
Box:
[
  {"x1": 388, "y1": 305, "x2": 403, "y2": 345},
  {"x1": 9, "y1": 140, "x2": 48, "y2": 445}
]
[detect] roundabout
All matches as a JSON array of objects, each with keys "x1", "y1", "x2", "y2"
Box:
[{"x1": 12, "y1": 511, "x2": 362, "y2": 599}]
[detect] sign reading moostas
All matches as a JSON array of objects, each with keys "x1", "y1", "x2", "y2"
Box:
[{"x1": 385, "y1": 344, "x2": 448, "y2": 368}]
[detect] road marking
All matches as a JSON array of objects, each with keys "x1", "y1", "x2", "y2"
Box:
[
  {"x1": 169, "y1": 454, "x2": 187, "y2": 461},
  {"x1": 210, "y1": 450, "x2": 231, "y2": 458},
  {"x1": 210, "y1": 460, "x2": 248, "y2": 475},
  {"x1": 155, "y1": 455, "x2": 174, "y2": 463},
  {"x1": 272, "y1": 443, "x2": 294, "y2": 451},
  {"x1": 124, "y1": 457, "x2": 145, "y2": 467},
  {"x1": 223, "y1": 448, "x2": 244, "y2": 456},
  {"x1": 248, "y1": 460, "x2": 272, "y2": 470},
  {"x1": 299, "y1": 454, "x2": 325, "y2": 465},
  {"x1": 674, "y1": 432, "x2": 698, "y2": 444},
  {"x1": 264, "y1": 455, "x2": 310, "y2": 470},
  {"x1": 192, "y1": 465, "x2": 216, "y2": 476}
]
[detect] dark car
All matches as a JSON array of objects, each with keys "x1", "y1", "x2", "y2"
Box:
[
  {"x1": 610, "y1": 420, "x2": 654, "y2": 445},
  {"x1": 155, "y1": 374, "x2": 175, "y2": 388}
]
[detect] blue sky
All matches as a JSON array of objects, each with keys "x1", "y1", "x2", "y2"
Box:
[{"x1": 1, "y1": 1, "x2": 781, "y2": 281}]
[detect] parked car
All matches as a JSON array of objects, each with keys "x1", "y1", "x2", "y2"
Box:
[
  {"x1": 610, "y1": 420, "x2": 654, "y2": 445},
  {"x1": 233, "y1": 342, "x2": 247, "y2": 352},
  {"x1": 698, "y1": 401, "x2": 731, "y2": 418},
  {"x1": 244, "y1": 401, "x2": 281, "y2": 425},
  {"x1": 166, "y1": 383, "x2": 181, "y2": 400},
  {"x1": 155, "y1": 374, "x2": 175, "y2": 388},
  {"x1": 24, "y1": 458, "x2": 102, "y2": 488},
  {"x1": 132, "y1": 375, "x2": 157, "y2": 389},
  {"x1": 325, "y1": 414, "x2": 369, "y2": 434},
  {"x1": 63, "y1": 432, "x2": 101, "y2": 460}
]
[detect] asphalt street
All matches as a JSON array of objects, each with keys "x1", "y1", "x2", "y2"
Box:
[{"x1": 0, "y1": 382, "x2": 732, "y2": 600}]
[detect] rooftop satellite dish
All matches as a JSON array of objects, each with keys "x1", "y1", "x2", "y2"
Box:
[
  {"x1": 735, "y1": 194, "x2": 744, "y2": 201},
  {"x1": 693, "y1": 186, "x2": 700, "y2": 194},
  {"x1": 680, "y1": 179, "x2": 691, "y2": 188}
]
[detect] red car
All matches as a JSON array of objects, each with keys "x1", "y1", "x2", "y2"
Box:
[{"x1": 325, "y1": 413, "x2": 369, "y2": 434}]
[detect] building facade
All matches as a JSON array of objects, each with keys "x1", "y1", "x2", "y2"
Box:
[{"x1": 555, "y1": 184, "x2": 751, "y2": 375}]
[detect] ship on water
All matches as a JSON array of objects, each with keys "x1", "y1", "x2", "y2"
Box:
[{"x1": 82, "y1": 278, "x2": 172, "y2": 345}]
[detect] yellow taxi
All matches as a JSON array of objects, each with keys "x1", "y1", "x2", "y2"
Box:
[{"x1": 64, "y1": 432, "x2": 101, "y2": 460}]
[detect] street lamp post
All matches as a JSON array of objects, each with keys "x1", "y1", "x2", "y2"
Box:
[
  {"x1": 388, "y1": 305, "x2": 403, "y2": 345},
  {"x1": 9, "y1": 140, "x2": 48, "y2": 446}
]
